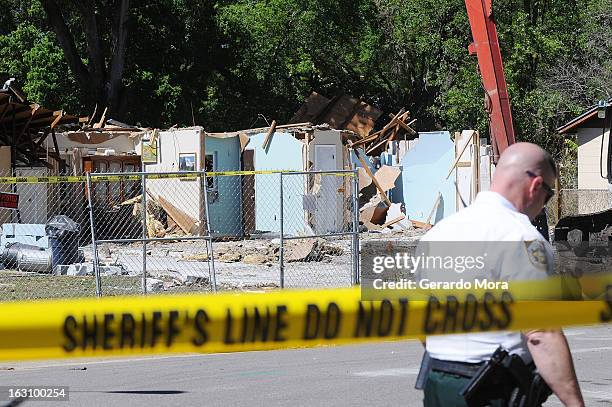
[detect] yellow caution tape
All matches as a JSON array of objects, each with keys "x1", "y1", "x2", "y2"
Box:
[
  {"x1": 0, "y1": 171, "x2": 354, "y2": 184},
  {"x1": 0, "y1": 287, "x2": 610, "y2": 361},
  {"x1": 0, "y1": 176, "x2": 86, "y2": 184}
]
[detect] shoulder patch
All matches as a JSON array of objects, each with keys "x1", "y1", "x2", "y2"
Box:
[{"x1": 524, "y1": 240, "x2": 548, "y2": 270}]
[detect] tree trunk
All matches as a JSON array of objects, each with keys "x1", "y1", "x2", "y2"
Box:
[
  {"x1": 108, "y1": 0, "x2": 130, "y2": 119},
  {"x1": 72, "y1": 0, "x2": 106, "y2": 104},
  {"x1": 40, "y1": 0, "x2": 93, "y2": 96},
  {"x1": 41, "y1": 0, "x2": 131, "y2": 121}
]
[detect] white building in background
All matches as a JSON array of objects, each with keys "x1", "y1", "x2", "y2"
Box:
[
  {"x1": 558, "y1": 99, "x2": 612, "y2": 214},
  {"x1": 558, "y1": 99, "x2": 612, "y2": 191}
]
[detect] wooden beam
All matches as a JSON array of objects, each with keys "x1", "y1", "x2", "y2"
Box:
[
  {"x1": 365, "y1": 132, "x2": 393, "y2": 155},
  {"x1": 27, "y1": 128, "x2": 36, "y2": 160},
  {"x1": 389, "y1": 111, "x2": 410, "y2": 120},
  {"x1": 34, "y1": 129, "x2": 51, "y2": 150},
  {"x1": 51, "y1": 128, "x2": 65, "y2": 172},
  {"x1": 411, "y1": 219, "x2": 432, "y2": 229},
  {"x1": 51, "y1": 128, "x2": 61, "y2": 157},
  {"x1": 446, "y1": 130, "x2": 476, "y2": 179},
  {"x1": 351, "y1": 130, "x2": 382, "y2": 146},
  {"x1": 376, "y1": 108, "x2": 406, "y2": 138},
  {"x1": 396, "y1": 117, "x2": 417, "y2": 135},
  {"x1": 262, "y1": 120, "x2": 277, "y2": 151},
  {"x1": 158, "y1": 195, "x2": 197, "y2": 234},
  {"x1": 50, "y1": 110, "x2": 65, "y2": 129},
  {"x1": 0, "y1": 103, "x2": 9, "y2": 124},
  {"x1": 472, "y1": 130, "x2": 481, "y2": 201},
  {"x1": 425, "y1": 192, "x2": 442, "y2": 225},
  {"x1": 14, "y1": 112, "x2": 57, "y2": 127},
  {"x1": 15, "y1": 104, "x2": 40, "y2": 142},
  {"x1": 93, "y1": 106, "x2": 108, "y2": 128},
  {"x1": 350, "y1": 144, "x2": 392, "y2": 207},
  {"x1": 0, "y1": 103, "x2": 31, "y2": 121},
  {"x1": 382, "y1": 113, "x2": 412, "y2": 152},
  {"x1": 380, "y1": 215, "x2": 405, "y2": 229},
  {"x1": 87, "y1": 104, "x2": 98, "y2": 126}
]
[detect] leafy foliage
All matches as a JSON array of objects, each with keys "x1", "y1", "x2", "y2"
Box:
[{"x1": 0, "y1": 0, "x2": 610, "y2": 182}]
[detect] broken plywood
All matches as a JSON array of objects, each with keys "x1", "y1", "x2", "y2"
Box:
[
  {"x1": 290, "y1": 92, "x2": 382, "y2": 137},
  {"x1": 158, "y1": 195, "x2": 198, "y2": 235},
  {"x1": 374, "y1": 165, "x2": 401, "y2": 192},
  {"x1": 285, "y1": 238, "x2": 318, "y2": 262},
  {"x1": 358, "y1": 167, "x2": 372, "y2": 191}
]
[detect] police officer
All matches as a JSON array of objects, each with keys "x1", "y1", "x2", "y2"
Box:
[{"x1": 416, "y1": 143, "x2": 584, "y2": 406}]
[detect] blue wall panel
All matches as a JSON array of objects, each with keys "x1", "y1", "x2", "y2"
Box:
[
  {"x1": 247, "y1": 133, "x2": 305, "y2": 235},
  {"x1": 205, "y1": 136, "x2": 242, "y2": 236},
  {"x1": 399, "y1": 132, "x2": 456, "y2": 224}
]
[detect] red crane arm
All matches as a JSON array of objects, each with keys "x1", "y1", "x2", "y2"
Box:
[{"x1": 465, "y1": 0, "x2": 516, "y2": 162}]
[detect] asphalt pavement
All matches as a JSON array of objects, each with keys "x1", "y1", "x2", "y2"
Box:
[{"x1": 0, "y1": 325, "x2": 610, "y2": 406}]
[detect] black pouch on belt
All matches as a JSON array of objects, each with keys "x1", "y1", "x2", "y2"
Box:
[{"x1": 460, "y1": 346, "x2": 551, "y2": 407}]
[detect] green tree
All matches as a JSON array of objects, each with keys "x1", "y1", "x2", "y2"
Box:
[{"x1": 0, "y1": 1, "x2": 79, "y2": 110}]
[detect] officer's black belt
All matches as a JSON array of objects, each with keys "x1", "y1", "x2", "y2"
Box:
[{"x1": 430, "y1": 358, "x2": 485, "y2": 378}]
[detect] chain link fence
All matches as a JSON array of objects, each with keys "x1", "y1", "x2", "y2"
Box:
[
  {"x1": 280, "y1": 171, "x2": 358, "y2": 288},
  {"x1": 203, "y1": 172, "x2": 283, "y2": 291},
  {"x1": 87, "y1": 171, "x2": 215, "y2": 297},
  {"x1": 0, "y1": 169, "x2": 359, "y2": 301},
  {"x1": 0, "y1": 169, "x2": 97, "y2": 301}
]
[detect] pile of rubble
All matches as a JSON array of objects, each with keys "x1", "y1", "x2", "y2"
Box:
[
  {"x1": 352, "y1": 149, "x2": 432, "y2": 233},
  {"x1": 120, "y1": 192, "x2": 195, "y2": 238},
  {"x1": 184, "y1": 237, "x2": 344, "y2": 265}
]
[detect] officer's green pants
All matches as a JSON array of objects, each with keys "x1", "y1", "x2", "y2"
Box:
[{"x1": 423, "y1": 371, "x2": 506, "y2": 407}]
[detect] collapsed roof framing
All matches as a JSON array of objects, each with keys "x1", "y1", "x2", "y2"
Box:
[{"x1": 0, "y1": 84, "x2": 86, "y2": 170}]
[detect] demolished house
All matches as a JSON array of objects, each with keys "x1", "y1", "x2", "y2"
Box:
[
  {"x1": 0, "y1": 81, "x2": 496, "y2": 290},
  {"x1": 0, "y1": 82, "x2": 91, "y2": 273},
  {"x1": 352, "y1": 130, "x2": 493, "y2": 232},
  {"x1": 316, "y1": 96, "x2": 495, "y2": 232},
  {"x1": 142, "y1": 124, "x2": 360, "y2": 238}
]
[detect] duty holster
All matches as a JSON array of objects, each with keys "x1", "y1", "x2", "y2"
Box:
[{"x1": 460, "y1": 346, "x2": 552, "y2": 407}]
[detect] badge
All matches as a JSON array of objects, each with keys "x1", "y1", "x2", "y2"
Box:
[{"x1": 524, "y1": 240, "x2": 548, "y2": 270}]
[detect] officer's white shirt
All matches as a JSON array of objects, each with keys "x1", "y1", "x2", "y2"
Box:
[{"x1": 419, "y1": 191, "x2": 554, "y2": 363}]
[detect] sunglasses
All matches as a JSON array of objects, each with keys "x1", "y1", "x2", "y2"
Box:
[{"x1": 526, "y1": 170, "x2": 555, "y2": 204}]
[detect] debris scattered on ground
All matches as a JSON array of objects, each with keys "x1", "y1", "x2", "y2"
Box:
[
  {"x1": 56, "y1": 263, "x2": 124, "y2": 276},
  {"x1": 219, "y1": 252, "x2": 242, "y2": 263},
  {"x1": 146, "y1": 278, "x2": 164, "y2": 292},
  {"x1": 184, "y1": 253, "x2": 209, "y2": 261},
  {"x1": 284, "y1": 238, "x2": 344, "y2": 262},
  {"x1": 242, "y1": 253, "x2": 269, "y2": 264}
]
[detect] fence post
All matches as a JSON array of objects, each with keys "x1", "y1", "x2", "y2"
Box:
[
  {"x1": 279, "y1": 172, "x2": 285, "y2": 289},
  {"x1": 86, "y1": 173, "x2": 102, "y2": 297},
  {"x1": 352, "y1": 169, "x2": 360, "y2": 285},
  {"x1": 141, "y1": 173, "x2": 148, "y2": 295},
  {"x1": 201, "y1": 171, "x2": 217, "y2": 292},
  {"x1": 555, "y1": 177, "x2": 561, "y2": 222}
]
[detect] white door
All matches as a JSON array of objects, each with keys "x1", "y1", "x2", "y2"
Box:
[
  {"x1": 315, "y1": 145, "x2": 336, "y2": 171},
  {"x1": 314, "y1": 145, "x2": 339, "y2": 233},
  {"x1": 15, "y1": 168, "x2": 48, "y2": 224}
]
